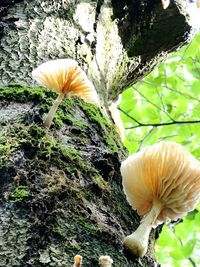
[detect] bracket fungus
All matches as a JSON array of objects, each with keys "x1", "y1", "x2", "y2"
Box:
[
  {"x1": 32, "y1": 58, "x2": 100, "y2": 128},
  {"x1": 73, "y1": 254, "x2": 82, "y2": 267},
  {"x1": 99, "y1": 255, "x2": 113, "y2": 267},
  {"x1": 120, "y1": 141, "x2": 200, "y2": 257}
]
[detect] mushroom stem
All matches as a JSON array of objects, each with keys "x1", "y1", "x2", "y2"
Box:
[
  {"x1": 124, "y1": 200, "x2": 162, "y2": 257},
  {"x1": 43, "y1": 93, "x2": 65, "y2": 128}
]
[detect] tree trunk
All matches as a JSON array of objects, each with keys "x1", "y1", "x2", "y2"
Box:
[
  {"x1": 0, "y1": 86, "x2": 157, "y2": 267},
  {"x1": 0, "y1": 0, "x2": 195, "y2": 102},
  {"x1": 0, "y1": 0, "x2": 197, "y2": 266}
]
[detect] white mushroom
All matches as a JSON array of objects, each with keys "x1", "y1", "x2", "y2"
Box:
[
  {"x1": 161, "y1": 0, "x2": 170, "y2": 9},
  {"x1": 32, "y1": 58, "x2": 100, "y2": 128},
  {"x1": 121, "y1": 141, "x2": 200, "y2": 257},
  {"x1": 99, "y1": 255, "x2": 113, "y2": 267}
]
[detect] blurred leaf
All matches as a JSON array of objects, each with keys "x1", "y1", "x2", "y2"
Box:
[{"x1": 120, "y1": 32, "x2": 200, "y2": 267}]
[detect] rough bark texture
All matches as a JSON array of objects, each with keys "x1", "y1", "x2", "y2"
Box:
[
  {"x1": 0, "y1": 1, "x2": 196, "y2": 266},
  {"x1": 0, "y1": 0, "x2": 194, "y2": 104},
  {"x1": 0, "y1": 86, "x2": 160, "y2": 266}
]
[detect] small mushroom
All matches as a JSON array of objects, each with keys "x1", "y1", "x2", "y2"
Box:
[
  {"x1": 73, "y1": 254, "x2": 82, "y2": 267},
  {"x1": 32, "y1": 58, "x2": 100, "y2": 128},
  {"x1": 121, "y1": 141, "x2": 200, "y2": 257},
  {"x1": 161, "y1": 0, "x2": 170, "y2": 9},
  {"x1": 99, "y1": 255, "x2": 113, "y2": 267}
]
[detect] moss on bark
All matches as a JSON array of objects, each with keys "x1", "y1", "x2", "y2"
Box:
[{"x1": 0, "y1": 85, "x2": 160, "y2": 266}]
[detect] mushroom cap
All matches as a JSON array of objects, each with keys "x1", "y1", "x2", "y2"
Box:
[
  {"x1": 161, "y1": 0, "x2": 170, "y2": 9},
  {"x1": 121, "y1": 142, "x2": 200, "y2": 225},
  {"x1": 73, "y1": 254, "x2": 82, "y2": 267},
  {"x1": 32, "y1": 58, "x2": 100, "y2": 106},
  {"x1": 99, "y1": 255, "x2": 113, "y2": 266}
]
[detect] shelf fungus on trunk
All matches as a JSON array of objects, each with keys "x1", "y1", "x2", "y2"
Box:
[
  {"x1": 32, "y1": 58, "x2": 100, "y2": 129},
  {"x1": 120, "y1": 141, "x2": 200, "y2": 258}
]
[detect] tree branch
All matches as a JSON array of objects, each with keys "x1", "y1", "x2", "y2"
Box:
[
  {"x1": 188, "y1": 257, "x2": 197, "y2": 267},
  {"x1": 174, "y1": 229, "x2": 197, "y2": 267},
  {"x1": 118, "y1": 107, "x2": 141, "y2": 125},
  {"x1": 133, "y1": 84, "x2": 175, "y2": 121},
  {"x1": 118, "y1": 107, "x2": 200, "y2": 129},
  {"x1": 137, "y1": 127, "x2": 155, "y2": 152},
  {"x1": 141, "y1": 80, "x2": 200, "y2": 103}
]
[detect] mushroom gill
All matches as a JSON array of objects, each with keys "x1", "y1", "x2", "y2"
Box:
[{"x1": 121, "y1": 141, "x2": 200, "y2": 257}]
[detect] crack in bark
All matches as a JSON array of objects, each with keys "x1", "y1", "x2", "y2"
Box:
[{"x1": 91, "y1": 0, "x2": 104, "y2": 55}]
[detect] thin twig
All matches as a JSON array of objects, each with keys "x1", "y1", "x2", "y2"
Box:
[
  {"x1": 137, "y1": 127, "x2": 155, "y2": 152},
  {"x1": 141, "y1": 80, "x2": 200, "y2": 103},
  {"x1": 118, "y1": 107, "x2": 141, "y2": 124},
  {"x1": 174, "y1": 229, "x2": 197, "y2": 267},
  {"x1": 118, "y1": 107, "x2": 200, "y2": 129},
  {"x1": 133, "y1": 85, "x2": 175, "y2": 121},
  {"x1": 191, "y1": 57, "x2": 200, "y2": 77},
  {"x1": 126, "y1": 120, "x2": 200, "y2": 129},
  {"x1": 188, "y1": 257, "x2": 196, "y2": 267},
  {"x1": 163, "y1": 84, "x2": 200, "y2": 103}
]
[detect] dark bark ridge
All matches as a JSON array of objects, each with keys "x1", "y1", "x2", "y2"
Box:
[{"x1": 0, "y1": 85, "x2": 160, "y2": 266}]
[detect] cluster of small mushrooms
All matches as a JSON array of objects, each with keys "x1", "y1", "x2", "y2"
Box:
[
  {"x1": 32, "y1": 58, "x2": 200, "y2": 261},
  {"x1": 73, "y1": 254, "x2": 113, "y2": 267}
]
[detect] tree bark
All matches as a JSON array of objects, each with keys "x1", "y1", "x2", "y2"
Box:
[
  {"x1": 0, "y1": 0, "x2": 197, "y2": 266},
  {"x1": 0, "y1": 0, "x2": 195, "y2": 103},
  {"x1": 0, "y1": 86, "x2": 159, "y2": 267}
]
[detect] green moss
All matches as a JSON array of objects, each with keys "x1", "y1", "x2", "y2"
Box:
[
  {"x1": 52, "y1": 112, "x2": 64, "y2": 128},
  {"x1": 0, "y1": 137, "x2": 14, "y2": 167},
  {"x1": 0, "y1": 135, "x2": 19, "y2": 168},
  {"x1": 65, "y1": 241, "x2": 81, "y2": 251},
  {"x1": 92, "y1": 175, "x2": 109, "y2": 190},
  {"x1": 56, "y1": 102, "x2": 89, "y2": 130},
  {"x1": 79, "y1": 101, "x2": 103, "y2": 124},
  {"x1": 74, "y1": 215, "x2": 97, "y2": 235},
  {"x1": 0, "y1": 85, "x2": 123, "y2": 153},
  {"x1": 105, "y1": 127, "x2": 123, "y2": 153},
  {"x1": 78, "y1": 97, "x2": 124, "y2": 154},
  {"x1": 0, "y1": 86, "x2": 138, "y2": 267},
  {"x1": 10, "y1": 186, "x2": 30, "y2": 203},
  {"x1": 0, "y1": 86, "x2": 48, "y2": 103},
  {"x1": 0, "y1": 86, "x2": 125, "y2": 211},
  {"x1": 0, "y1": 86, "x2": 125, "y2": 199},
  {"x1": 52, "y1": 225, "x2": 67, "y2": 237},
  {"x1": 61, "y1": 146, "x2": 82, "y2": 162},
  {"x1": 52, "y1": 214, "x2": 97, "y2": 245}
]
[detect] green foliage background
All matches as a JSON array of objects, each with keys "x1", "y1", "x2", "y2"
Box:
[{"x1": 119, "y1": 33, "x2": 200, "y2": 267}]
